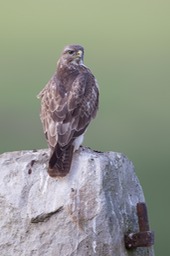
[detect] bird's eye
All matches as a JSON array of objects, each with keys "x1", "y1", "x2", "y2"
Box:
[{"x1": 68, "y1": 50, "x2": 74, "y2": 55}]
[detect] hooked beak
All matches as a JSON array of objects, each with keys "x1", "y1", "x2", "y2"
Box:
[{"x1": 76, "y1": 50, "x2": 83, "y2": 58}]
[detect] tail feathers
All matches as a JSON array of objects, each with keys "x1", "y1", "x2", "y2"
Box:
[{"x1": 48, "y1": 144, "x2": 74, "y2": 177}]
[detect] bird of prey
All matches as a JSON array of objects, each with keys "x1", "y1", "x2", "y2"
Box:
[{"x1": 37, "y1": 44, "x2": 99, "y2": 177}]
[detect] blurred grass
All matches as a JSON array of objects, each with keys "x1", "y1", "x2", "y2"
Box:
[{"x1": 0, "y1": 1, "x2": 170, "y2": 254}]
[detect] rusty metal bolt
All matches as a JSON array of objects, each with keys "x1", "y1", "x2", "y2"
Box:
[{"x1": 124, "y1": 202, "x2": 154, "y2": 249}]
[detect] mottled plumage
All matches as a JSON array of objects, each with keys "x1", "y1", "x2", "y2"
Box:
[{"x1": 38, "y1": 45, "x2": 99, "y2": 177}]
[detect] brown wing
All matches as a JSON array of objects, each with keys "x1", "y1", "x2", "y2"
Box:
[
  {"x1": 38, "y1": 69, "x2": 99, "y2": 150},
  {"x1": 38, "y1": 76, "x2": 63, "y2": 149}
]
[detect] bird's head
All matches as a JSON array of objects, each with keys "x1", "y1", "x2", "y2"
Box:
[{"x1": 59, "y1": 45, "x2": 84, "y2": 66}]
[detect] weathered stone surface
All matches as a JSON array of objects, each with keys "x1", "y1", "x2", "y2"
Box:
[{"x1": 0, "y1": 147, "x2": 154, "y2": 256}]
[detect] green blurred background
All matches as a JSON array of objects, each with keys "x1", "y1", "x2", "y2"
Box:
[{"x1": 1, "y1": 0, "x2": 169, "y2": 254}]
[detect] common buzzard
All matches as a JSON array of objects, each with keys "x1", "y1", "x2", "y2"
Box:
[{"x1": 38, "y1": 45, "x2": 99, "y2": 177}]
